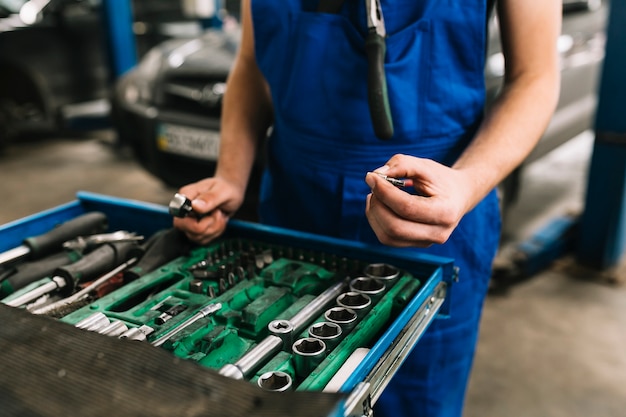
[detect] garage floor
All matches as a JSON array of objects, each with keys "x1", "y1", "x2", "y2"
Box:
[{"x1": 1, "y1": 130, "x2": 625, "y2": 417}]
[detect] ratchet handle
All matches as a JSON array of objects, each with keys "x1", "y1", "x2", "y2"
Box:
[
  {"x1": 365, "y1": 31, "x2": 393, "y2": 140},
  {"x1": 23, "y1": 212, "x2": 108, "y2": 258},
  {"x1": 54, "y1": 241, "x2": 142, "y2": 293}
]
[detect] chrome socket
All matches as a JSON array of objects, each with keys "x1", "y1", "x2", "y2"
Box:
[
  {"x1": 119, "y1": 324, "x2": 154, "y2": 341},
  {"x1": 75, "y1": 312, "x2": 109, "y2": 331},
  {"x1": 324, "y1": 306, "x2": 358, "y2": 333},
  {"x1": 336, "y1": 292, "x2": 372, "y2": 318},
  {"x1": 99, "y1": 320, "x2": 129, "y2": 337},
  {"x1": 292, "y1": 337, "x2": 326, "y2": 377},
  {"x1": 349, "y1": 277, "x2": 386, "y2": 302},
  {"x1": 364, "y1": 263, "x2": 400, "y2": 283},
  {"x1": 308, "y1": 321, "x2": 343, "y2": 352},
  {"x1": 268, "y1": 319, "x2": 294, "y2": 349},
  {"x1": 257, "y1": 371, "x2": 293, "y2": 392}
]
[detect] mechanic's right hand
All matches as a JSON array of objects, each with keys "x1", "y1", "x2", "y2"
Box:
[{"x1": 172, "y1": 177, "x2": 245, "y2": 245}]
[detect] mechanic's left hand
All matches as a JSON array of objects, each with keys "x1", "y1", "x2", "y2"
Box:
[{"x1": 365, "y1": 154, "x2": 475, "y2": 248}]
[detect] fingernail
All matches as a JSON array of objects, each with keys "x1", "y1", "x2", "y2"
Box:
[{"x1": 192, "y1": 199, "x2": 208, "y2": 211}]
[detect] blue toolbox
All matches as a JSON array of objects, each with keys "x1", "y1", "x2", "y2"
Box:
[{"x1": 0, "y1": 191, "x2": 455, "y2": 417}]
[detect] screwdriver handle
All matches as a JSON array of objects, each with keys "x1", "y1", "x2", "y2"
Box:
[
  {"x1": 0, "y1": 250, "x2": 82, "y2": 297},
  {"x1": 365, "y1": 31, "x2": 393, "y2": 140},
  {"x1": 23, "y1": 212, "x2": 108, "y2": 259},
  {"x1": 54, "y1": 241, "x2": 142, "y2": 295}
]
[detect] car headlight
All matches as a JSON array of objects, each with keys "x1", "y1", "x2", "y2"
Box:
[
  {"x1": 118, "y1": 48, "x2": 166, "y2": 106},
  {"x1": 136, "y1": 48, "x2": 166, "y2": 79}
]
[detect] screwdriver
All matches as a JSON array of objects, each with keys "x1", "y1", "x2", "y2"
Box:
[
  {"x1": 2, "y1": 240, "x2": 141, "y2": 308},
  {"x1": 0, "y1": 249, "x2": 82, "y2": 298},
  {"x1": 0, "y1": 212, "x2": 108, "y2": 268},
  {"x1": 20, "y1": 228, "x2": 192, "y2": 314}
]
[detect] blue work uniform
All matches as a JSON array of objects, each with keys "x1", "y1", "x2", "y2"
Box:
[{"x1": 251, "y1": 0, "x2": 501, "y2": 415}]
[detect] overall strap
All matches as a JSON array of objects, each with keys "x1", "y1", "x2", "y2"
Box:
[{"x1": 317, "y1": 0, "x2": 345, "y2": 13}]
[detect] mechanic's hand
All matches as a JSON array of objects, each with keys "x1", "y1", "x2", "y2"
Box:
[
  {"x1": 172, "y1": 177, "x2": 245, "y2": 245},
  {"x1": 365, "y1": 154, "x2": 474, "y2": 248}
]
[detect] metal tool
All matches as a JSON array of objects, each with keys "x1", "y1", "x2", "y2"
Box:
[
  {"x1": 292, "y1": 337, "x2": 327, "y2": 378},
  {"x1": 29, "y1": 257, "x2": 139, "y2": 315},
  {"x1": 219, "y1": 279, "x2": 348, "y2": 380},
  {"x1": 62, "y1": 231, "x2": 143, "y2": 252},
  {"x1": 119, "y1": 324, "x2": 155, "y2": 341},
  {"x1": 336, "y1": 292, "x2": 372, "y2": 318},
  {"x1": 324, "y1": 306, "x2": 358, "y2": 333},
  {"x1": 257, "y1": 371, "x2": 293, "y2": 392},
  {"x1": 349, "y1": 277, "x2": 386, "y2": 302},
  {"x1": 365, "y1": 0, "x2": 393, "y2": 140},
  {"x1": 169, "y1": 193, "x2": 196, "y2": 218},
  {"x1": 2, "y1": 241, "x2": 141, "y2": 308},
  {"x1": 308, "y1": 321, "x2": 343, "y2": 352},
  {"x1": 0, "y1": 249, "x2": 83, "y2": 297},
  {"x1": 27, "y1": 228, "x2": 186, "y2": 314},
  {"x1": 373, "y1": 172, "x2": 413, "y2": 188},
  {"x1": 0, "y1": 212, "x2": 108, "y2": 268},
  {"x1": 151, "y1": 302, "x2": 222, "y2": 347},
  {"x1": 364, "y1": 262, "x2": 400, "y2": 282}
]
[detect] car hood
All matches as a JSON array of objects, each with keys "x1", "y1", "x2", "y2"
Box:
[{"x1": 148, "y1": 28, "x2": 239, "y2": 77}]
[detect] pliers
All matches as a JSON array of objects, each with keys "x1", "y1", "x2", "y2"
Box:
[{"x1": 365, "y1": 0, "x2": 393, "y2": 140}]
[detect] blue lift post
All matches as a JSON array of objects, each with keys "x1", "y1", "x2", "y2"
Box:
[
  {"x1": 496, "y1": 1, "x2": 624, "y2": 282},
  {"x1": 100, "y1": 0, "x2": 137, "y2": 81},
  {"x1": 576, "y1": 0, "x2": 626, "y2": 269},
  {"x1": 63, "y1": 1, "x2": 137, "y2": 131}
]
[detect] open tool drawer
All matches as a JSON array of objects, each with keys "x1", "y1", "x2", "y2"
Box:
[{"x1": 0, "y1": 191, "x2": 455, "y2": 417}]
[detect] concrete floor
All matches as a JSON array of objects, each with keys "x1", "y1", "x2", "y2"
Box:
[{"x1": 1, "y1": 130, "x2": 625, "y2": 416}]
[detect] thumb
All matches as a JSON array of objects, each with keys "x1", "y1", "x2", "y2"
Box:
[{"x1": 191, "y1": 198, "x2": 211, "y2": 214}]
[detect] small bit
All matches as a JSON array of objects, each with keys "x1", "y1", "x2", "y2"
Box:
[
  {"x1": 219, "y1": 278, "x2": 227, "y2": 293},
  {"x1": 372, "y1": 172, "x2": 413, "y2": 188},
  {"x1": 207, "y1": 286, "x2": 216, "y2": 298},
  {"x1": 227, "y1": 272, "x2": 236, "y2": 286},
  {"x1": 189, "y1": 279, "x2": 204, "y2": 294},
  {"x1": 188, "y1": 259, "x2": 211, "y2": 271}
]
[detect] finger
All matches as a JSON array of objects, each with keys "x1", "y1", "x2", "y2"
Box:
[
  {"x1": 173, "y1": 210, "x2": 227, "y2": 244},
  {"x1": 366, "y1": 193, "x2": 435, "y2": 247},
  {"x1": 368, "y1": 173, "x2": 442, "y2": 226},
  {"x1": 191, "y1": 185, "x2": 230, "y2": 215},
  {"x1": 376, "y1": 156, "x2": 445, "y2": 197}
]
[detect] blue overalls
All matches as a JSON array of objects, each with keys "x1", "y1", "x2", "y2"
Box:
[{"x1": 251, "y1": 0, "x2": 501, "y2": 415}]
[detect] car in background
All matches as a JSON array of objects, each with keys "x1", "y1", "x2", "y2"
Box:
[
  {"x1": 0, "y1": 0, "x2": 197, "y2": 149},
  {"x1": 487, "y1": 0, "x2": 607, "y2": 210},
  {"x1": 112, "y1": 1, "x2": 608, "y2": 221}
]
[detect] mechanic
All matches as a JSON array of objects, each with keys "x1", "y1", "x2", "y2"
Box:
[{"x1": 173, "y1": 0, "x2": 561, "y2": 415}]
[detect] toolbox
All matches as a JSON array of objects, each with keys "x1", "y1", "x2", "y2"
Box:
[{"x1": 0, "y1": 191, "x2": 455, "y2": 417}]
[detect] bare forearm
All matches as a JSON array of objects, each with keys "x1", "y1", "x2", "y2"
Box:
[
  {"x1": 216, "y1": 58, "x2": 272, "y2": 191},
  {"x1": 452, "y1": 0, "x2": 561, "y2": 212},
  {"x1": 453, "y1": 69, "x2": 560, "y2": 210},
  {"x1": 215, "y1": 0, "x2": 273, "y2": 195}
]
